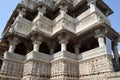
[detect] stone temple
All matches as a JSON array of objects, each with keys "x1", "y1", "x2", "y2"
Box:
[{"x1": 0, "y1": 0, "x2": 120, "y2": 80}]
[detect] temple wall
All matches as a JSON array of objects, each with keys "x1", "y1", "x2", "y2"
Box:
[{"x1": 0, "y1": 52, "x2": 24, "y2": 80}]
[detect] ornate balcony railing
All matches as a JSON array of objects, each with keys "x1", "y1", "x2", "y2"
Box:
[
  {"x1": 75, "y1": 7, "x2": 111, "y2": 34},
  {"x1": 77, "y1": 46, "x2": 108, "y2": 60},
  {"x1": 32, "y1": 15, "x2": 53, "y2": 36},
  {"x1": 6, "y1": 6, "x2": 111, "y2": 37},
  {"x1": 12, "y1": 16, "x2": 32, "y2": 37},
  {"x1": 53, "y1": 14, "x2": 75, "y2": 34}
]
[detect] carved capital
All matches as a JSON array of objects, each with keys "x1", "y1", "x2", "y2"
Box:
[
  {"x1": 8, "y1": 37, "x2": 20, "y2": 43},
  {"x1": 87, "y1": 0, "x2": 96, "y2": 6},
  {"x1": 58, "y1": 34, "x2": 70, "y2": 40},
  {"x1": 59, "y1": 5, "x2": 68, "y2": 12},
  {"x1": 95, "y1": 29, "x2": 108, "y2": 38},
  {"x1": 87, "y1": 0, "x2": 97, "y2": 10},
  {"x1": 31, "y1": 35, "x2": 43, "y2": 42},
  {"x1": 33, "y1": 40, "x2": 42, "y2": 45},
  {"x1": 59, "y1": 39, "x2": 68, "y2": 44},
  {"x1": 113, "y1": 38, "x2": 120, "y2": 46}
]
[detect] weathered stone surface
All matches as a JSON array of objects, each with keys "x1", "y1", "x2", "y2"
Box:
[{"x1": 0, "y1": 0, "x2": 120, "y2": 80}]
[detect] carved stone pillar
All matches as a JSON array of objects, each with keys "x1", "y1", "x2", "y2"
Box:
[
  {"x1": 87, "y1": 0, "x2": 96, "y2": 8},
  {"x1": 87, "y1": 0, "x2": 96, "y2": 12},
  {"x1": 31, "y1": 36, "x2": 42, "y2": 52},
  {"x1": 47, "y1": 42, "x2": 56, "y2": 54},
  {"x1": 59, "y1": 5, "x2": 68, "y2": 15},
  {"x1": 97, "y1": 34, "x2": 105, "y2": 47},
  {"x1": 17, "y1": 8, "x2": 26, "y2": 17},
  {"x1": 74, "y1": 44, "x2": 81, "y2": 54},
  {"x1": 60, "y1": 40, "x2": 68, "y2": 51},
  {"x1": 58, "y1": 34, "x2": 70, "y2": 51},
  {"x1": 37, "y1": 6, "x2": 46, "y2": 16},
  {"x1": 8, "y1": 37, "x2": 20, "y2": 53},
  {"x1": 113, "y1": 42, "x2": 119, "y2": 63},
  {"x1": 95, "y1": 29, "x2": 107, "y2": 47},
  {"x1": 50, "y1": 48, "x2": 54, "y2": 55},
  {"x1": 33, "y1": 40, "x2": 42, "y2": 52}
]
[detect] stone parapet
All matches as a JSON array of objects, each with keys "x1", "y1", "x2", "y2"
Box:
[
  {"x1": 53, "y1": 51, "x2": 77, "y2": 60},
  {"x1": 53, "y1": 13, "x2": 75, "y2": 34},
  {"x1": 76, "y1": 7, "x2": 110, "y2": 35},
  {"x1": 77, "y1": 46, "x2": 108, "y2": 60},
  {"x1": 0, "y1": 49, "x2": 120, "y2": 80},
  {"x1": 0, "y1": 59, "x2": 24, "y2": 79},
  {"x1": 12, "y1": 16, "x2": 32, "y2": 37},
  {"x1": 0, "y1": 52, "x2": 25, "y2": 79},
  {"x1": 22, "y1": 58, "x2": 51, "y2": 80},
  {"x1": 51, "y1": 58, "x2": 78, "y2": 80},
  {"x1": 32, "y1": 14, "x2": 53, "y2": 36},
  {"x1": 4, "y1": 52, "x2": 26, "y2": 61},
  {"x1": 79, "y1": 71, "x2": 120, "y2": 80},
  {"x1": 78, "y1": 54, "x2": 113, "y2": 76},
  {"x1": 26, "y1": 51, "x2": 52, "y2": 61}
]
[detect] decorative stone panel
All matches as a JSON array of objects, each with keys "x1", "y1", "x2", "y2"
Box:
[
  {"x1": 32, "y1": 15, "x2": 52, "y2": 36},
  {"x1": 0, "y1": 59, "x2": 24, "y2": 78},
  {"x1": 22, "y1": 59, "x2": 51, "y2": 80},
  {"x1": 12, "y1": 16, "x2": 32, "y2": 37},
  {"x1": 51, "y1": 58, "x2": 79, "y2": 80},
  {"x1": 53, "y1": 14, "x2": 75, "y2": 34},
  {"x1": 78, "y1": 54, "x2": 113, "y2": 76}
]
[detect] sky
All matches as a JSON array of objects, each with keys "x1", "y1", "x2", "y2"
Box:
[{"x1": 0, "y1": 0, "x2": 120, "y2": 51}]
